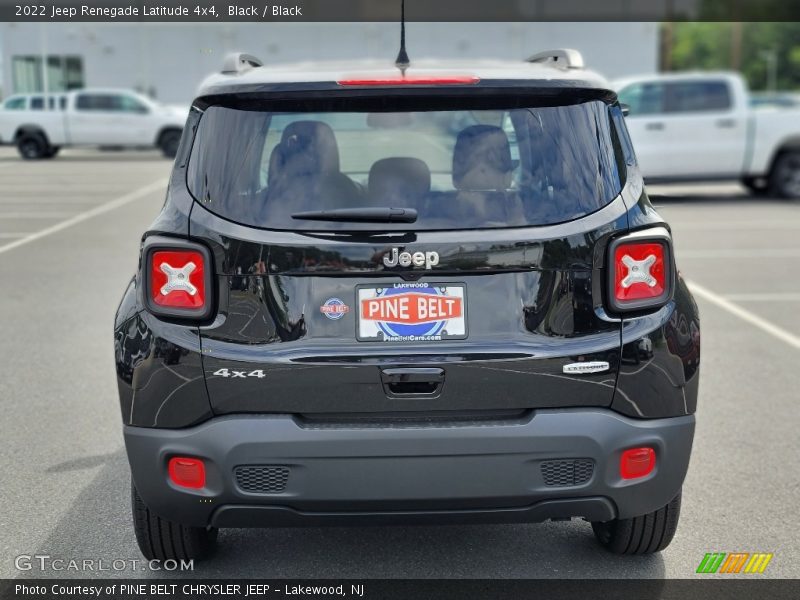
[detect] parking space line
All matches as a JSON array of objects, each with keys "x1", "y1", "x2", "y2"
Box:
[
  {"x1": 724, "y1": 292, "x2": 800, "y2": 302},
  {"x1": 679, "y1": 249, "x2": 800, "y2": 259},
  {"x1": 668, "y1": 221, "x2": 800, "y2": 230},
  {"x1": 687, "y1": 280, "x2": 800, "y2": 350},
  {"x1": 0, "y1": 212, "x2": 77, "y2": 219},
  {"x1": 0, "y1": 179, "x2": 166, "y2": 256}
]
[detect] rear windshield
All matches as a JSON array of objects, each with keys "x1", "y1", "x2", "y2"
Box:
[{"x1": 187, "y1": 100, "x2": 622, "y2": 230}]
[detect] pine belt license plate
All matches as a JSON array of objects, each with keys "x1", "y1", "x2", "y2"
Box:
[{"x1": 356, "y1": 283, "x2": 467, "y2": 342}]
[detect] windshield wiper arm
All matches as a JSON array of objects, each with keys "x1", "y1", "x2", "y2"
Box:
[{"x1": 291, "y1": 207, "x2": 418, "y2": 223}]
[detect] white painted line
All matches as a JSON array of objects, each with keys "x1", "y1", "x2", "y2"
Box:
[
  {"x1": 679, "y1": 249, "x2": 800, "y2": 259},
  {"x1": 0, "y1": 179, "x2": 166, "y2": 256},
  {"x1": 669, "y1": 221, "x2": 800, "y2": 230},
  {"x1": 0, "y1": 212, "x2": 76, "y2": 219},
  {"x1": 724, "y1": 292, "x2": 800, "y2": 302},
  {"x1": 687, "y1": 280, "x2": 800, "y2": 350}
]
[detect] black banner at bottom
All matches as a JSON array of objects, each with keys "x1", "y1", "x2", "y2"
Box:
[{"x1": 2, "y1": 579, "x2": 800, "y2": 600}]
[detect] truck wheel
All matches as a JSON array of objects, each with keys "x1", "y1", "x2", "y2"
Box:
[
  {"x1": 43, "y1": 146, "x2": 60, "y2": 159},
  {"x1": 591, "y1": 490, "x2": 681, "y2": 554},
  {"x1": 741, "y1": 176, "x2": 768, "y2": 196},
  {"x1": 769, "y1": 151, "x2": 800, "y2": 199},
  {"x1": 131, "y1": 479, "x2": 218, "y2": 561},
  {"x1": 16, "y1": 133, "x2": 49, "y2": 159},
  {"x1": 159, "y1": 131, "x2": 181, "y2": 158}
]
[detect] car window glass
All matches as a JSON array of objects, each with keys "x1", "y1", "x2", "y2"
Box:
[
  {"x1": 617, "y1": 83, "x2": 665, "y2": 116},
  {"x1": 30, "y1": 96, "x2": 44, "y2": 110},
  {"x1": 188, "y1": 100, "x2": 622, "y2": 231},
  {"x1": 665, "y1": 81, "x2": 731, "y2": 113},
  {"x1": 76, "y1": 94, "x2": 115, "y2": 111},
  {"x1": 4, "y1": 97, "x2": 27, "y2": 110},
  {"x1": 118, "y1": 95, "x2": 149, "y2": 113}
]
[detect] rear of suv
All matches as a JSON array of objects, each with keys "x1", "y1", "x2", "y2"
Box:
[{"x1": 114, "y1": 50, "x2": 700, "y2": 561}]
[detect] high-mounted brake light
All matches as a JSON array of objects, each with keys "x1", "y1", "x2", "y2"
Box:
[
  {"x1": 607, "y1": 228, "x2": 674, "y2": 313},
  {"x1": 143, "y1": 237, "x2": 214, "y2": 320},
  {"x1": 337, "y1": 75, "x2": 480, "y2": 86}
]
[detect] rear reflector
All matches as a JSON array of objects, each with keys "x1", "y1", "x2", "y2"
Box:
[
  {"x1": 608, "y1": 229, "x2": 674, "y2": 313},
  {"x1": 168, "y1": 457, "x2": 206, "y2": 489},
  {"x1": 620, "y1": 447, "x2": 656, "y2": 480},
  {"x1": 338, "y1": 75, "x2": 480, "y2": 86}
]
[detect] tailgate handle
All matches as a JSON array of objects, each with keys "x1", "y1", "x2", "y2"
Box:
[{"x1": 380, "y1": 368, "x2": 444, "y2": 396}]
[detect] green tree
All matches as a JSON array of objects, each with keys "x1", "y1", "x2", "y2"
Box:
[{"x1": 665, "y1": 22, "x2": 800, "y2": 91}]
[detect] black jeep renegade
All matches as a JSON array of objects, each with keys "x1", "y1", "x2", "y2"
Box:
[{"x1": 114, "y1": 50, "x2": 700, "y2": 560}]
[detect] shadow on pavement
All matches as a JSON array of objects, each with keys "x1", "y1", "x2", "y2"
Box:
[
  {"x1": 26, "y1": 449, "x2": 667, "y2": 579},
  {"x1": 0, "y1": 153, "x2": 168, "y2": 164}
]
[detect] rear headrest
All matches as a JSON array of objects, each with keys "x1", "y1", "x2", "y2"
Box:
[
  {"x1": 268, "y1": 120, "x2": 340, "y2": 186},
  {"x1": 368, "y1": 157, "x2": 431, "y2": 205},
  {"x1": 452, "y1": 125, "x2": 513, "y2": 191}
]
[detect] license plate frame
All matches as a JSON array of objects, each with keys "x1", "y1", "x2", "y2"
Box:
[{"x1": 356, "y1": 283, "x2": 468, "y2": 343}]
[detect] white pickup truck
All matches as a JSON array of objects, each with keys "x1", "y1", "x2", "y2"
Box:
[
  {"x1": 615, "y1": 72, "x2": 800, "y2": 198},
  {"x1": 0, "y1": 89, "x2": 187, "y2": 159}
]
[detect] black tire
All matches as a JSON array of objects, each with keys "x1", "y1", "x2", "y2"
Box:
[
  {"x1": 131, "y1": 478, "x2": 218, "y2": 561},
  {"x1": 43, "y1": 146, "x2": 60, "y2": 158},
  {"x1": 769, "y1": 151, "x2": 800, "y2": 199},
  {"x1": 16, "y1": 132, "x2": 49, "y2": 159},
  {"x1": 159, "y1": 130, "x2": 181, "y2": 159},
  {"x1": 591, "y1": 490, "x2": 681, "y2": 555},
  {"x1": 741, "y1": 176, "x2": 768, "y2": 196}
]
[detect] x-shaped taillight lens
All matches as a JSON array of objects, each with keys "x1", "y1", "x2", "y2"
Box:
[
  {"x1": 610, "y1": 237, "x2": 672, "y2": 312},
  {"x1": 150, "y1": 250, "x2": 206, "y2": 309}
]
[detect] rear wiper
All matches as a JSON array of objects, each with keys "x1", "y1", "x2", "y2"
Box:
[{"x1": 291, "y1": 207, "x2": 418, "y2": 223}]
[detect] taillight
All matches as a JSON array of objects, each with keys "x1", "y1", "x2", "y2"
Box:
[
  {"x1": 608, "y1": 228, "x2": 674, "y2": 313},
  {"x1": 143, "y1": 237, "x2": 213, "y2": 320},
  {"x1": 151, "y1": 250, "x2": 206, "y2": 308}
]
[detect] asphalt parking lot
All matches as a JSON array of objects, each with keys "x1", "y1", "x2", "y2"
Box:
[{"x1": 0, "y1": 147, "x2": 798, "y2": 579}]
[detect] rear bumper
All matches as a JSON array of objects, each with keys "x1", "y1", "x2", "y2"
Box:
[{"x1": 124, "y1": 409, "x2": 694, "y2": 528}]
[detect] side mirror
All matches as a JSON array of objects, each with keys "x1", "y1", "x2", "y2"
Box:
[{"x1": 620, "y1": 103, "x2": 631, "y2": 117}]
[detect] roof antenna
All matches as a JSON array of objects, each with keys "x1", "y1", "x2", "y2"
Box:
[{"x1": 395, "y1": 0, "x2": 410, "y2": 72}]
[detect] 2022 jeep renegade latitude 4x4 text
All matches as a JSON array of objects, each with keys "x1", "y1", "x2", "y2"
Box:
[{"x1": 114, "y1": 50, "x2": 700, "y2": 560}]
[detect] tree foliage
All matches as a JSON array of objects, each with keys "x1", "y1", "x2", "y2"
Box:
[{"x1": 667, "y1": 22, "x2": 800, "y2": 91}]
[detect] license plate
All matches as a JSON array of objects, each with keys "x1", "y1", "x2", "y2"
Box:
[{"x1": 356, "y1": 283, "x2": 467, "y2": 342}]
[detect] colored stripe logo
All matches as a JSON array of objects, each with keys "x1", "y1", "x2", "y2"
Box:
[{"x1": 697, "y1": 552, "x2": 773, "y2": 574}]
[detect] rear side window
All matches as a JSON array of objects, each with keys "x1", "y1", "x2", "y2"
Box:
[
  {"x1": 665, "y1": 81, "x2": 731, "y2": 113},
  {"x1": 76, "y1": 94, "x2": 115, "y2": 111},
  {"x1": 30, "y1": 96, "x2": 44, "y2": 110},
  {"x1": 188, "y1": 100, "x2": 622, "y2": 231},
  {"x1": 617, "y1": 82, "x2": 665, "y2": 116},
  {"x1": 3, "y1": 97, "x2": 26, "y2": 110}
]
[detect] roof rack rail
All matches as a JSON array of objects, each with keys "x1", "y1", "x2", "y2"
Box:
[
  {"x1": 221, "y1": 53, "x2": 263, "y2": 75},
  {"x1": 526, "y1": 49, "x2": 584, "y2": 70}
]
